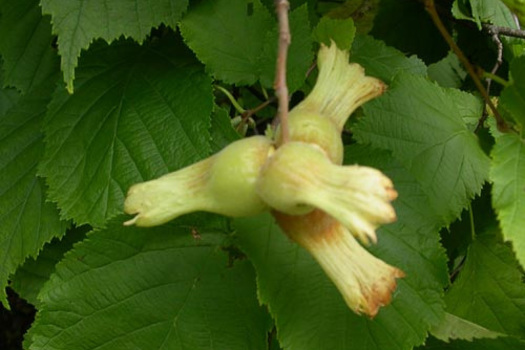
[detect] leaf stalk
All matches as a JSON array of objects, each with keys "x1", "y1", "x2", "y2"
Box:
[{"x1": 214, "y1": 85, "x2": 246, "y2": 114}]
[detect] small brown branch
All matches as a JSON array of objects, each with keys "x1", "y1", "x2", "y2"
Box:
[
  {"x1": 482, "y1": 23, "x2": 525, "y2": 39},
  {"x1": 489, "y1": 35, "x2": 504, "y2": 78},
  {"x1": 424, "y1": 0, "x2": 509, "y2": 132},
  {"x1": 241, "y1": 97, "x2": 276, "y2": 124},
  {"x1": 236, "y1": 97, "x2": 277, "y2": 135},
  {"x1": 274, "y1": 0, "x2": 291, "y2": 144}
]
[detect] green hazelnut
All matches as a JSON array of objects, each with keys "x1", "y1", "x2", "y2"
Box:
[{"x1": 124, "y1": 135, "x2": 274, "y2": 226}]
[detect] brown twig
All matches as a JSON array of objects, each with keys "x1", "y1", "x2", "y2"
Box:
[
  {"x1": 244, "y1": 97, "x2": 277, "y2": 119},
  {"x1": 424, "y1": 0, "x2": 509, "y2": 132},
  {"x1": 488, "y1": 34, "x2": 504, "y2": 80},
  {"x1": 274, "y1": 0, "x2": 291, "y2": 144},
  {"x1": 476, "y1": 32, "x2": 504, "y2": 132},
  {"x1": 482, "y1": 23, "x2": 525, "y2": 39},
  {"x1": 236, "y1": 97, "x2": 277, "y2": 135}
]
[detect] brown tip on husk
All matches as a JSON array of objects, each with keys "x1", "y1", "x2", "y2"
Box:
[{"x1": 273, "y1": 210, "x2": 405, "y2": 318}]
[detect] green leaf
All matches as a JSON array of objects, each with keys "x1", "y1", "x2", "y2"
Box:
[
  {"x1": 40, "y1": 0, "x2": 188, "y2": 92},
  {"x1": 10, "y1": 227, "x2": 87, "y2": 307},
  {"x1": 179, "y1": 0, "x2": 273, "y2": 85},
  {"x1": 444, "y1": 229, "x2": 525, "y2": 337},
  {"x1": 38, "y1": 37, "x2": 213, "y2": 227},
  {"x1": 452, "y1": 0, "x2": 517, "y2": 28},
  {"x1": 26, "y1": 219, "x2": 269, "y2": 350},
  {"x1": 430, "y1": 312, "x2": 503, "y2": 342},
  {"x1": 350, "y1": 35, "x2": 427, "y2": 84},
  {"x1": 233, "y1": 145, "x2": 448, "y2": 350},
  {"x1": 500, "y1": 56, "x2": 525, "y2": 132},
  {"x1": 312, "y1": 16, "x2": 356, "y2": 51},
  {"x1": 259, "y1": 4, "x2": 314, "y2": 93},
  {"x1": 428, "y1": 52, "x2": 467, "y2": 89},
  {"x1": 451, "y1": 0, "x2": 482, "y2": 25},
  {"x1": 0, "y1": 79, "x2": 67, "y2": 306},
  {"x1": 355, "y1": 73, "x2": 490, "y2": 225},
  {"x1": 0, "y1": 0, "x2": 58, "y2": 93},
  {"x1": 501, "y1": 0, "x2": 525, "y2": 25},
  {"x1": 490, "y1": 132, "x2": 525, "y2": 267},
  {"x1": 419, "y1": 335, "x2": 525, "y2": 349}
]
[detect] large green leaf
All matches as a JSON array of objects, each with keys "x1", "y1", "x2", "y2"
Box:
[
  {"x1": 233, "y1": 145, "x2": 448, "y2": 350},
  {"x1": 0, "y1": 79, "x2": 67, "y2": 306},
  {"x1": 355, "y1": 73, "x2": 490, "y2": 225},
  {"x1": 40, "y1": 0, "x2": 188, "y2": 92},
  {"x1": 10, "y1": 226, "x2": 87, "y2": 307},
  {"x1": 444, "y1": 228, "x2": 525, "y2": 338},
  {"x1": 179, "y1": 0, "x2": 273, "y2": 85},
  {"x1": 350, "y1": 35, "x2": 427, "y2": 84},
  {"x1": 26, "y1": 219, "x2": 269, "y2": 350},
  {"x1": 38, "y1": 37, "x2": 213, "y2": 228},
  {"x1": 490, "y1": 132, "x2": 525, "y2": 268},
  {"x1": 0, "y1": 0, "x2": 58, "y2": 93}
]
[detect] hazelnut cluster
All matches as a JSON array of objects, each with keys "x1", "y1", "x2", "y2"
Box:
[{"x1": 124, "y1": 42, "x2": 404, "y2": 317}]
